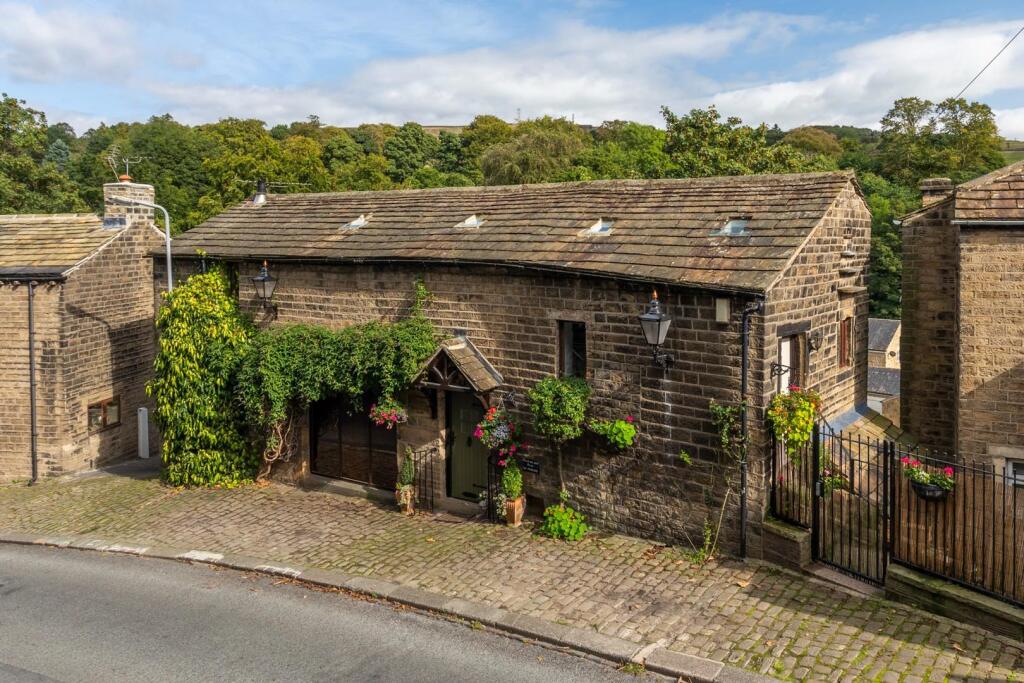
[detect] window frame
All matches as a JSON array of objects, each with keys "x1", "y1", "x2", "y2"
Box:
[
  {"x1": 778, "y1": 333, "x2": 808, "y2": 393},
  {"x1": 557, "y1": 320, "x2": 587, "y2": 378},
  {"x1": 87, "y1": 396, "x2": 121, "y2": 433},
  {"x1": 839, "y1": 316, "x2": 854, "y2": 368}
]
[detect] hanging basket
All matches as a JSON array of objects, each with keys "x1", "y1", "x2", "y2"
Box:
[{"x1": 910, "y1": 480, "x2": 949, "y2": 501}]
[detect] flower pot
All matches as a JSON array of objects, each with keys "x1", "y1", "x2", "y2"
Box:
[
  {"x1": 505, "y1": 496, "x2": 525, "y2": 527},
  {"x1": 396, "y1": 486, "x2": 415, "y2": 514},
  {"x1": 911, "y1": 480, "x2": 949, "y2": 501}
]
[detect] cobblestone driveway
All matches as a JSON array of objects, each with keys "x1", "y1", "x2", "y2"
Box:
[{"x1": 1, "y1": 471, "x2": 1021, "y2": 681}]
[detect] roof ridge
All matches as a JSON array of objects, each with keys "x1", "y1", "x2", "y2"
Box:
[
  {"x1": 958, "y1": 159, "x2": 1024, "y2": 189},
  {"x1": 249, "y1": 171, "x2": 855, "y2": 202},
  {"x1": 0, "y1": 213, "x2": 101, "y2": 222}
]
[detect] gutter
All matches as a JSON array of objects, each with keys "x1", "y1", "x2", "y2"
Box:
[
  {"x1": 952, "y1": 220, "x2": 1024, "y2": 226},
  {"x1": 738, "y1": 298, "x2": 765, "y2": 558},
  {"x1": 163, "y1": 254, "x2": 767, "y2": 298}
]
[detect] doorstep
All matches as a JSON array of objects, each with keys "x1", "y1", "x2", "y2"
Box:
[{"x1": 302, "y1": 475, "x2": 483, "y2": 518}]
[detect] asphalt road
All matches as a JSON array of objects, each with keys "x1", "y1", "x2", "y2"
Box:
[{"x1": 0, "y1": 544, "x2": 640, "y2": 682}]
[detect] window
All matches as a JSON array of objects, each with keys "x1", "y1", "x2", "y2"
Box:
[
  {"x1": 584, "y1": 218, "x2": 614, "y2": 235},
  {"x1": 344, "y1": 214, "x2": 370, "y2": 229},
  {"x1": 87, "y1": 397, "x2": 121, "y2": 433},
  {"x1": 715, "y1": 297, "x2": 731, "y2": 323},
  {"x1": 454, "y1": 214, "x2": 484, "y2": 228},
  {"x1": 718, "y1": 217, "x2": 751, "y2": 236},
  {"x1": 558, "y1": 320, "x2": 587, "y2": 377},
  {"x1": 839, "y1": 316, "x2": 854, "y2": 368},
  {"x1": 777, "y1": 335, "x2": 807, "y2": 393},
  {"x1": 1009, "y1": 460, "x2": 1024, "y2": 488}
]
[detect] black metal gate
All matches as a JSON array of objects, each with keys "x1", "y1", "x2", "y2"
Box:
[{"x1": 812, "y1": 428, "x2": 890, "y2": 584}]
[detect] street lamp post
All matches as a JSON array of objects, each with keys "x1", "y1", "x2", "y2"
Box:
[{"x1": 109, "y1": 197, "x2": 173, "y2": 292}]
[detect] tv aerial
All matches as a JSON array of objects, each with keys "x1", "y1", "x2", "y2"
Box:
[{"x1": 105, "y1": 145, "x2": 146, "y2": 180}]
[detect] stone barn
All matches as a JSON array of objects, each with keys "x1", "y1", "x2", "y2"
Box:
[{"x1": 163, "y1": 171, "x2": 870, "y2": 556}]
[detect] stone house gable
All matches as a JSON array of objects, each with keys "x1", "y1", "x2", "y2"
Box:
[
  {"x1": 0, "y1": 182, "x2": 163, "y2": 481},
  {"x1": 902, "y1": 161, "x2": 1024, "y2": 458},
  {"x1": 160, "y1": 172, "x2": 870, "y2": 556}
]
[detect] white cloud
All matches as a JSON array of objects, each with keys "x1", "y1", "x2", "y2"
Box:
[
  {"x1": 0, "y1": 2, "x2": 137, "y2": 82},
  {"x1": 146, "y1": 13, "x2": 819, "y2": 125},
  {"x1": 709, "y1": 20, "x2": 1024, "y2": 136}
]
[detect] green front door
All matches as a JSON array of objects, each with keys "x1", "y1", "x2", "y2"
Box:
[{"x1": 447, "y1": 392, "x2": 489, "y2": 501}]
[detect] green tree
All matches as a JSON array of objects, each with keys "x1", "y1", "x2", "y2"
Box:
[
  {"x1": 661, "y1": 106, "x2": 810, "y2": 177},
  {"x1": 480, "y1": 116, "x2": 590, "y2": 185},
  {"x1": 0, "y1": 93, "x2": 85, "y2": 213},
  {"x1": 576, "y1": 121, "x2": 670, "y2": 179},
  {"x1": 404, "y1": 166, "x2": 473, "y2": 189},
  {"x1": 351, "y1": 123, "x2": 398, "y2": 155},
  {"x1": 858, "y1": 172, "x2": 920, "y2": 318},
  {"x1": 460, "y1": 114, "x2": 514, "y2": 169},
  {"x1": 334, "y1": 153, "x2": 394, "y2": 191},
  {"x1": 321, "y1": 130, "x2": 361, "y2": 172},
  {"x1": 279, "y1": 135, "x2": 332, "y2": 191},
  {"x1": 782, "y1": 126, "x2": 842, "y2": 158},
  {"x1": 383, "y1": 122, "x2": 440, "y2": 182}
]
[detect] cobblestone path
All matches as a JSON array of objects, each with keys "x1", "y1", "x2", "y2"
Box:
[{"x1": 1, "y1": 472, "x2": 1021, "y2": 681}]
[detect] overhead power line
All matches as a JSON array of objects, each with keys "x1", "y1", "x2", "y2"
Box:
[{"x1": 954, "y1": 24, "x2": 1024, "y2": 99}]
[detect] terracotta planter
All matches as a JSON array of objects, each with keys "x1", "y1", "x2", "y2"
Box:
[
  {"x1": 911, "y1": 480, "x2": 949, "y2": 501},
  {"x1": 396, "y1": 486, "x2": 415, "y2": 514},
  {"x1": 505, "y1": 495, "x2": 525, "y2": 527}
]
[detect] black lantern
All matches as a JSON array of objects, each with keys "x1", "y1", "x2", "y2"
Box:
[
  {"x1": 251, "y1": 260, "x2": 277, "y2": 306},
  {"x1": 638, "y1": 290, "x2": 673, "y2": 368}
]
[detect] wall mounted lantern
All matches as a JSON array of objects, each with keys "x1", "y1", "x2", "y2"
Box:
[
  {"x1": 638, "y1": 290, "x2": 673, "y2": 368},
  {"x1": 251, "y1": 260, "x2": 278, "y2": 307},
  {"x1": 808, "y1": 329, "x2": 824, "y2": 352}
]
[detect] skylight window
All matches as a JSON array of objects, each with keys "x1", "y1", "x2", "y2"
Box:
[
  {"x1": 455, "y1": 214, "x2": 484, "y2": 229},
  {"x1": 584, "y1": 218, "x2": 614, "y2": 236},
  {"x1": 344, "y1": 214, "x2": 371, "y2": 229},
  {"x1": 719, "y1": 217, "x2": 751, "y2": 236}
]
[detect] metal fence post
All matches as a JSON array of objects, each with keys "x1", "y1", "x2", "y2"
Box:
[{"x1": 811, "y1": 422, "x2": 821, "y2": 561}]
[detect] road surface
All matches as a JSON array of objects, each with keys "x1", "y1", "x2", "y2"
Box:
[{"x1": 0, "y1": 544, "x2": 640, "y2": 682}]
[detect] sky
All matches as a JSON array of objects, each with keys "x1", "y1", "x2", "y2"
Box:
[{"x1": 2, "y1": 1, "x2": 1024, "y2": 137}]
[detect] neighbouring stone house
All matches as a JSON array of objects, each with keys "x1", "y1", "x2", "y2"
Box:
[
  {"x1": 164, "y1": 171, "x2": 871, "y2": 556},
  {"x1": 0, "y1": 180, "x2": 163, "y2": 481},
  {"x1": 867, "y1": 318, "x2": 901, "y2": 425},
  {"x1": 901, "y1": 161, "x2": 1024, "y2": 472}
]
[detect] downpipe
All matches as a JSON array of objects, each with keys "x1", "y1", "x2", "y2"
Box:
[
  {"x1": 738, "y1": 298, "x2": 764, "y2": 558},
  {"x1": 27, "y1": 281, "x2": 38, "y2": 485}
]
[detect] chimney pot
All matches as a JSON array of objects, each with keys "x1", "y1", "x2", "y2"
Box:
[
  {"x1": 118, "y1": 174, "x2": 133, "y2": 183},
  {"x1": 920, "y1": 177, "x2": 953, "y2": 207}
]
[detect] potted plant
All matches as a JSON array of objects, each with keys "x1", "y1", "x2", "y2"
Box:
[
  {"x1": 473, "y1": 406, "x2": 525, "y2": 461},
  {"x1": 371, "y1": 397, "x2": 408, "y2": 430},
  {"x1": 767, "y1": 385, "x2": 822, "y2": 463},
  {"x1": 502, "y1": 458, "x2": 525, "y2": 527},
  {"x1": 395, "y1": 450, "x2": 416, "y2": 514},
  {"x1": 901, "y1": 457, "x2": 955, "y2": 500},
  {"x1": 588, "y1": 415, "x2": 638, "y2": 451}
]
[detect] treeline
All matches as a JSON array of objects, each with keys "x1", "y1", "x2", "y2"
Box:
[{"x1": 0, "y1": 93, "x2": 1008, "y2": 317}]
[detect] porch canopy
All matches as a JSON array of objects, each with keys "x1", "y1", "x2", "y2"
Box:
[{"x1": 417, "y1": 336, "x2": 504, "y2": 404}]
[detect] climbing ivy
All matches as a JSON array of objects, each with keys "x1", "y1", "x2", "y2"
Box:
[
  {"x1": 235, "y1": 281, "x2": 437, "y2": 470},
  {"x1": 148, "y1": 268, "x2": 257, "y2": 487}
]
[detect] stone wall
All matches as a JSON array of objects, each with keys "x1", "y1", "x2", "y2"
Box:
[
  {"x1": 957, "y1": 226, "x2": 1024, "y2": 457},
  {"x1": 0, "y1": 282, "x2": 63, "y2": 481},
  {"x1": 900, "y1": 200, "x2": 959, "y2": 451},
  {"x1": 57, "y1": 221, "x2": 161, "y2": 472}
]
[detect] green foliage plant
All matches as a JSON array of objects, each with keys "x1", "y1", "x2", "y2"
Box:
[
  {"x1": 527, "y1": 376, "x2": 591, "y2": 490},
  {"x1": 766, "y1": 386, "x2": 822, "y2": 461},
  {"x1": 397, "y1": 449, "x2": 416, "y2": 489},
  {"x1": 500, "y1": 458, "x2": 523, "y2": 500},
  {"x1": 236, "y1": 280, "x2": 436, "y2": 472},
  {"x1": 539, "y1": 489, "x2": 589, "y2": 541},
  {"x1": 148, "y1": 267, "x2": 256, "y2": 487},
  {"x1": 588, "y1": 416, "x2": 638, "y2": 450}
]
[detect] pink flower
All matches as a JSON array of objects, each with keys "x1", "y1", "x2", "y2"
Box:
[
  {"x1": 900, "y1": 457, "x2": 910, "y2": 465},
  {"x1": 509, "y1": 445, "x2": 517, "y2": 453},
  {"x1": 473, "y1": 427, "x2": 483, "y2": 439},
  {"x1": 497, "y1": 459, "x2": 506, "y2": 467},
  {"x1": 943, "y1": 467, "x2": 954, "y2": 477},
  {"x1": 789, "y1": 384, "x2": 800, "y2": 392},
  {"x1": 625, "y1": 415, "x2": 635, "y2": 424},
  {"x1": 911, "y1": 459, "x2": 921, "y2": 467}
]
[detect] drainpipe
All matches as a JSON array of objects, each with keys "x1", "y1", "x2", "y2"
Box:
[
  {"x1": 738, "y1": 298, "x2": 764, "y2": 557},
  {"x1": 27, "y1": 281, "x2": 38, "y2": 485}
]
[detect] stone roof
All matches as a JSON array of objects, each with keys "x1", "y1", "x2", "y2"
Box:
[
  {"x1": 0, "y1": 214, "x2": 119, "y2": 278},
  {"x1": 868, "y1": 367, "x2": 901, "y2": 397},
  {"x1": 419, "y1": 336, "x2": 504, "y2": 394},
  {"x1": 828, "y1": 405, "x2": 913, "y2": 447},
  {"x1": 868, "y1": 318, "x2": 899, "y2": 351},
  {"x1": 171, "y1": 171, "x2": 859, "y2": 294},
  {"x1": 955, "y1": 160, "x2": 1024, "y2": 222}
]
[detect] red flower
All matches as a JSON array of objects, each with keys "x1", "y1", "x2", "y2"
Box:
[
  {"x1": 625, "y1": 415, "x2": 635, "y2": 424},
  {"x1": 900, "y1": 456, "x2": 910, "y2": 465},
  {"x1": 943, "y1": 467, "x2": 954, "y2": 477}
]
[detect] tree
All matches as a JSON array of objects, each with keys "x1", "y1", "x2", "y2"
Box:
[
  {"x1": 576, "y1": 121, "x2": 670, "y2": 179},
  {"x1": 321, "y1": 130, "x2": 361, "y2": 172},
  {"x1": 404, "y1": 166, "x2": 473, "y2": 189},
  {"x1": 334, "y1": 153, "x2": 393, "y2": 191},
  {"x1": 279, "y1": 135, "x2": 332, "y2": 192},
  {"x1": 782, "y1": 126, "x2": 842, "y2": 158},
  {"x1": 480, "y1": 116, "x2": 590, "y2": 185},
  {"x1": 877, "y1": 97, "x2": 1004, "y2": 185},
  {"x1": 661, "y1": 106, "x2": 810, "y2": 177},
  {"x1": 383, "y1": 122, "x2": 440, "y2": 183},
  {"x1": 351, "y1": 123, "x2": 398, "y2": 155},
  {"x1": 43, "y1": 139, "x2": 70, "y2": 170},
  {"x1": 858, "y1": 172, "x2": 920, "y2": 318},
  {"x1": 461, "y1": 114, "x2": 514, "y2": 168},
  {"x1": 0, "y1": 93, "x2": 85, "y2": 213}
]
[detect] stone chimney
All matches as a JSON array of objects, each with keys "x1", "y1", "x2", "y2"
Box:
[
  {"x1": 103, "y1": 175, "x2": 156, "y2": 228},
  {"x1": 919, "y1": 177, "x2": 954, "y2": 207}
]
